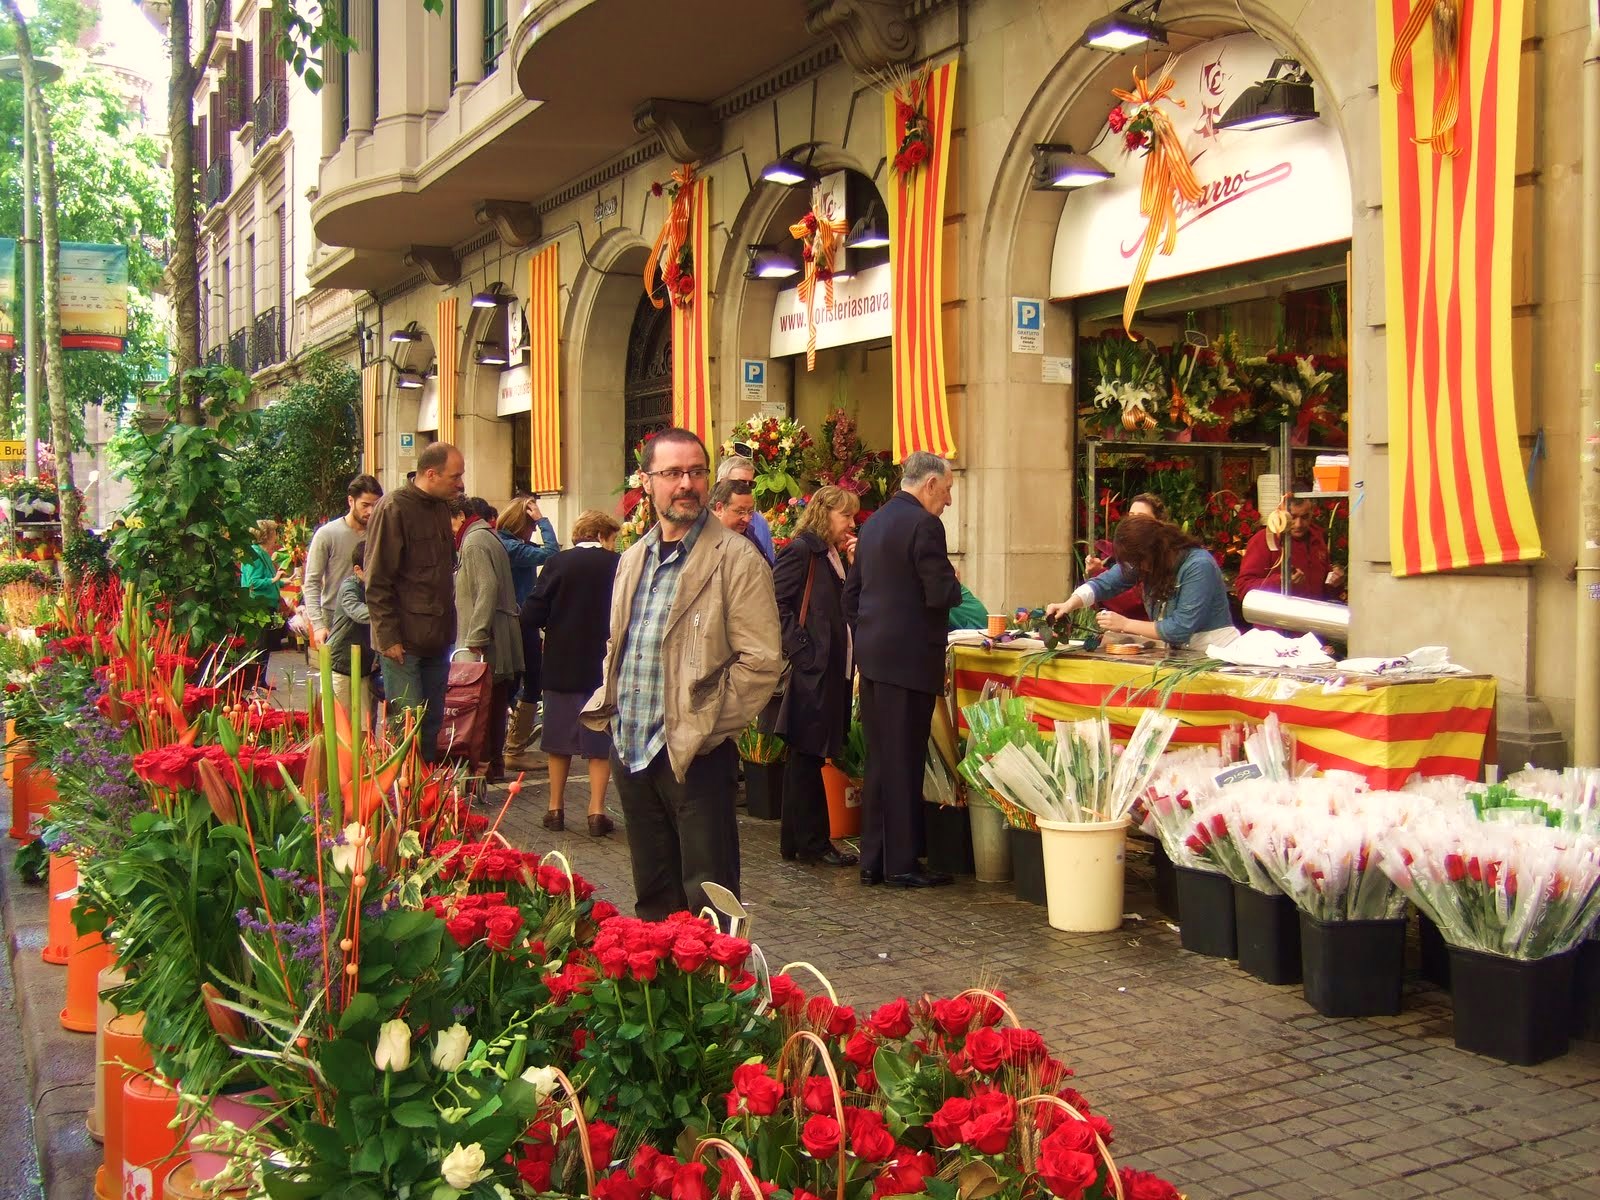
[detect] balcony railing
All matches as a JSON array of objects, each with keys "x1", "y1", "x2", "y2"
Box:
[
  {"x1": 253, "y1": 78, "x2": 287, "y2": 152},
  {"x1": 249, "y1": 308, "x2": 284, "y2": 372},
  {"x1": 203, "y1": 156, "x2": 232, "y2": 208},
  {"x1": 227, "y1": 329, "x2": 249, "y2": 373},
  {"x1": 204, "y1": 345, "x2": 224, "y2": 368}
]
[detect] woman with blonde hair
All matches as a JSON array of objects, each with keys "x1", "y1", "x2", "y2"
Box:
[
  {"x1": 522, "y1": 508, "x2": 623, "y2": 835},
  {"x1": 772, "y1": 486, "x2": 861, "y2": 867}
]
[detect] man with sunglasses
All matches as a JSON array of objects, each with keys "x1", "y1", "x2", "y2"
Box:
[
  {"x1": 582, "y1": 428, "x2": 782, "y2": 919},
  {"x1": 717, "y1": 451, "x2": 776, "y2": 564}
]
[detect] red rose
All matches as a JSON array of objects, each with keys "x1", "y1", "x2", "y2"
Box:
[
  {"x1": 1002, "y1": 1026, "x2": 1048, "y2": 1065},
  {"x1": 651, "y1": 182, "x2": 665, "y2": 197},
  {"x1": 868, "y1": 997, "x2": 913, "y2": 1039},
  {"x1": 896, "y1": 139, "x2": 928, "y2": 171},
  {"x1": 929, "y1": 996, "x2": 974, "y2": 1036},
  {"x1": 708, "y1": 934, "x2": 750, "y2": 968},
  {"x1": 801, "y1": 1075, "x2": 835, "y2": 1115},
  {"x1": 595, "y1": 1170, "x2": 648, "y2": 1200},
  {"x1": 517, "y1": 1158, "x2": 553, "y2": 1191},
  {"x1": 1042, "y1": 1119, "x2": 1097, "y2": 1155},
  {"x1": 1124, "y1": 128, "x2": 1148, "y2": 152},
  {"x1": 960, "y1": 1092, "x2": 1017, "y2": 1155},
  {"x1": 843, "y1": 1031, "x2": 877, "y2": 1068},
  {"x1": 964, "y1": 1026, "x2": 1006, "y2": 1073},
  {"x1": 806, "y1": 995, "x2": 856, "y2": 1039},
  {"x1": 769, "y1": 973, "x2": 805, "y2": 1016},
  {"x1": 1087, "y1": 1113, "x2": 1114, "y2": 1146},
  {"x1": 444, "y1": 913, "x2": 481, "y2": 948},
  {"x1": 670, "y1": 1163, "x2": 712, "y2": 1200},
  {"x1": 928, "y1": 1097, "x2": 972, "y2": 1148},
  {"x1": 1119, "y1": 1168, "x2": 1181, "y2": 1200},
  {"x1": 846, "y1": 1109, "x2": 896, "y2": 1163},
  {"x1": 873, "y1": 1151, "x2": 935, "y2": 1198},
  {"x1": 671, "y1": 937, "x2": 711, "y2": 973},
  {"x1": 1036, "y1": 1142, "x2": 1099, "y2": 1200},
  {"x1": 856, "y1": 1068, "x2": 877, "y2": 1092},
  {"x1": 1107, "y1": 106, "x2": 1128, "y2": 133},
  {"x1": 627, "y1": 950, "x2": 661, "y2": 981},
  {"x1": 633, "y1": 1146, "x2": 678, "y2": 1198},
  {"x1": 584, "y1": 1120, "x2": 618, "y2": 1166},
  {"x1": 592, "y1": 900, "x2": 620, "y2": 923},
  {"x1": 484, "y1": 907, "x2": 523, "y2": 952},
  {"x1": 727, "y1": 1064, "x2": 782, "y2": 1117},
  {"x1": 800, "y1": 1115, "x2": 842, "y2": 1160}
]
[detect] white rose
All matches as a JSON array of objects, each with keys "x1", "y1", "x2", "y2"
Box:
[
  {"x1": 431, "y1": 1023, "x2": 471, "y2": 1072},
  {"x1": 331, "y1": 822, "x2": 367, "y2": 876},
  {"x1": 519, "y1": 1064, "x2": 560, "y2": 1101},
  {"x1": 441, "y1": 1142, "x2": 488, "y2": 1190},
  {"x1": 373, "y1": 1018, "x2": 412, "y2": 1072}
]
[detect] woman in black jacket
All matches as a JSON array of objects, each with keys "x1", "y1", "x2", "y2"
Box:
[
  {"x1": 521, "y1": 509, "x2": 622, "y2": 836},
  {"x1": 773, "y1": 486, "x2": 862, "y2": 868}
]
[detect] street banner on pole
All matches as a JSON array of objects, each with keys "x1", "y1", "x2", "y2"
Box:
[
  {"x1": 0, "y1": 238, "x2": 15, "y2": 351},
  {"x1": 59, "y1": 242, "x2": 129, "y2": 352}
]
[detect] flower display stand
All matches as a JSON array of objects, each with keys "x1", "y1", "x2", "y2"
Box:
[
  {"x1": 1010, "y1": 827, "x2": 1047, "y2": 906},
  {"x1": 1174, "y1": 866, "x2": 1237, "y2": 958},
  {"x1": 924, "y1": 802, "x2": 974, "y2": 876},
  {"x1": 1299, "y1": 914, "x2": 1406, "y2": 1018},
  {"x1": 1449, "y1": 946, "x2": 1576, "y2": 1065},
  {"x1": 1233, "y1": 883, "x2": 1301, "y2": 985},
  {"x1": 742, "y1": 760, "x2": 783, "y2": 821}
]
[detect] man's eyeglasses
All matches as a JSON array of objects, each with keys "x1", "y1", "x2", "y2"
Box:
[{"x1": 645, "y1": 467, "x2": 711, "y2": 483}]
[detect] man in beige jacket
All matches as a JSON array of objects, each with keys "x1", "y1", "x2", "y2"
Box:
[{"x1": 583, "y1": 428, "x2": 782, "y2": 919}]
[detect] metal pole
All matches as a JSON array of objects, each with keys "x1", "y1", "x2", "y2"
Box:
[{"x1": 20, "y1": 88, "x2": 36, "y2": 480}]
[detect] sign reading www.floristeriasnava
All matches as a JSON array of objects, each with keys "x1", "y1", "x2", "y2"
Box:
[
  {"x1": 770, "y1": 262, "x2": 892, "y2": 359},
  {"x1": 1049, "y1": 33, "x2": 1351, "y2": 302}
]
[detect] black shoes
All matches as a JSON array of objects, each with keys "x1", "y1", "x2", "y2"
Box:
[
  {"x1": 884, "y1": 870, "x2": 953, "y2": 889},
  {"x1": 860, "y1": 868, "x2": 884, "y2": 886},
  {"x1": 784, "y1": 848, "x2": 861, "y2": 867}
]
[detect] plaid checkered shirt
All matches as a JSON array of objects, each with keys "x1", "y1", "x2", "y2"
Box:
[{"x1": 613, "y1": 512, "x2": 707, "y2": 772}]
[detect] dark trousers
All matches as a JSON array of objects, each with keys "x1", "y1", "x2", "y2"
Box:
[
  {"x1": 612, "y1": 739, "x2": 740, "y2": 921},
  {"x1": 486, "y1": 678, "x2": 514, "y2": 776},
  {"x1": 245, "y1": 621, "x2": 288, "y2": 690},
  {"x1": 859, "y1": 678, "x2": 935, "y2": 877},
  {"x1": 781, "y1": 749, "x2": 833, "y2": 860},
  {"x1": 517, "y1": 628, "x2": 543, "y2": 705}
]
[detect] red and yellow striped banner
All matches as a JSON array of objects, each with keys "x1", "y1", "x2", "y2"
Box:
[
  {"x1": 671, "y1": 174, "x2": 712, "y2": 442},
  {"x1": 1379, "y1": 0, "x2": 1540, "y2": 575},
  {"x1": 527, "y1": 245, "x2": 562, "y2": 493},
  {"x1": 360, "y1": 362, "x2": 380, "y2": 473},
  {"x1": 951, "y1": 648, "x2": 1497, "y2": 790},
  {"x1": 436, "y1": 296, "x2": 458, "y2": 446},
  {"x1": 886, "y1": 58, "x2": 958, "y2": 462}
]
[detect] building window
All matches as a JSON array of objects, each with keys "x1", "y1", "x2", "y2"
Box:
[{"x1": 483, "y1": 0, "x2": 506, "y2": 75}]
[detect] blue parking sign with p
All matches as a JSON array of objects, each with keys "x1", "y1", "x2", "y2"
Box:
[
  {"x1": 1015, "y1": 299, "x2": 1041, "y2": 331},
  {"x1": 745, "y1": 361, "x2": 765, "y2": 386}
]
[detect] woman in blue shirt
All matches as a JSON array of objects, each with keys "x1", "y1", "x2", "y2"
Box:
[
  {"x1": 1046, "y1": 516, "x2": 1238, "y2": 651},
  {"x1": 497, "y1": 495, "x2": 561, "y2": 768}
]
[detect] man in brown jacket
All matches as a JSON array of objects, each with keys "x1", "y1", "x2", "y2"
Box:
[
  {"x1": 582, "y1": 428, "x2": 782, "y2": 919},
  {"x1": 365, "y1": 441, "x2": 465, "y2": 761}
]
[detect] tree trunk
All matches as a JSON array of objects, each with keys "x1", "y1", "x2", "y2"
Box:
[
  {"x1": 167, "y1": 0, "x2": 203, "y2": 425},
  {"x1": 1, "y1": 0, "x2": 80, "y2": 589}
]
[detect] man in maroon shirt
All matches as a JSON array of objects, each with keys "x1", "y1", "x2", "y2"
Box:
[{"x1": 1234, "y1": 497, "x2": 1345, "y2": 602}]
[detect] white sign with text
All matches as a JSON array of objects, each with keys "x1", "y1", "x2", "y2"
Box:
[
  {"x1": 497, "y1": 363, "x2": 532, "y2": 416},
  {"x1": 1049, "y1": 33, "x2": 1351, "y2": 301},
  {"x1": 770, "y1": 262, "x2": 893, "y2": 358}
]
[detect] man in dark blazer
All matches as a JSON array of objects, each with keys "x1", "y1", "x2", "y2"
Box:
[{"x1": 843, "y1": 451, "x2": 962, "y2": 888}]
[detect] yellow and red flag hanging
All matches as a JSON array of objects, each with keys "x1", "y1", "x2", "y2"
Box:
[
  {"x1": 527, "y1": 244, "x2": 562, "y2": 493},
  {"x1": 436, "y1": 296, "x2": 458, "y2": 446},
  {"x1": 1378, "y1": 0, "x2": 1540, "y2": 574},
  {"x1": 645, "y1": 167, "x2": 712, "y2": 443},
  {"x1": 361, "y1": 362, "x2": 380, "y2": 472},
  {"x1": 884, "y1": 58, "x2": 959, "y2": 462}
]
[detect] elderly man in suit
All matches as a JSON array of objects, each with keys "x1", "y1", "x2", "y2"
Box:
[{"x1": 843, "y1": 451, "x2": 962, "y2": 888}]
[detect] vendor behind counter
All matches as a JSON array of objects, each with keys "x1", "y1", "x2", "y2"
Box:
[{"x1": 1234, "y1": 497, "x2": 1346, "y2": 603}]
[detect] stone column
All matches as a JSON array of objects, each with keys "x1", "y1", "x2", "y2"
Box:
[
  {"x1": 455, "y1": 0, "x2": 485, "y2": 88},
  {"x1": 320, "y1": 39, "x2": 345, "y2": 157},
  {"x1": 346, "y1": 0, "x2": 376, "y2": 136}
]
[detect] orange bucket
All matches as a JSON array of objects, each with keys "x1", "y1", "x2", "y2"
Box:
[
  {"x1": 98, "y1": 1014, "x2": 154, "y2": 1200},
  {"x1": 165, "y1": 1161, "x2": 246, "y2": 1198},
  {"x1": 42, "y1": 853, "x2": 77, "y2": 965},
  {"x1": 122, "y1": 1075, "x2": 182, "y2": 1200},
  {"x1": 821, "y1": 763, "x2": 862, "y2": 839},
  {"x1": 20, "y1": 761, "x2": 57, "y2": 837},
  {"x1": 87, "y1": 965, "x2": 127, "y2": 1143},
  {"x1": 8, "y1": 734, "x2": 32, "y2": 840},
  {"x1": 61, "y1": 924, "x2": 111, "y2": 1032}
]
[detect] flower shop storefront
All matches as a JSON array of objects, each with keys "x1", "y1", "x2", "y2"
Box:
[{"x1": 1051, "y1": 33, "x2": 1354, "y2": 597}]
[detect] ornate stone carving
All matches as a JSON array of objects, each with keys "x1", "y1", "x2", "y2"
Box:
[
  {"x1": 475, "y1": 200, "x2": 542, "y2": 248},
  {"x1": 805, "y1": 0, "x2": 916, "y2": 73},
  {"x1": 632, "y1": 99, "x2": 723, "y2": 164},
  {"x1": 404, "y1": 245, "x2": 461, "y2": 287}
]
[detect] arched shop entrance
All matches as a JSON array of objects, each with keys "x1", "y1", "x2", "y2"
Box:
[
  {"x1": 1050, "y1": 32, "x2": 1353, "y2": 608},
  {"x1": 623, "y1": 291, "x2": 674, "y2": 473}
]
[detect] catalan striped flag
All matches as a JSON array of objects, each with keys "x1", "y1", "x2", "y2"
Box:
[
  {"x1": 671, "y1": 175, "x2": 713, "y2": 443},
  {"x1": 361, "y1": 362, "x2": 380, "y2": 473},
  {"x1": 885, "y1": 58, "x2": 959, "y2": 462},
  {"x1": 1378, "y1": 0, "x2": 1541, "y2": 575},
  {"x1": 436, "y1": 296, "x2": 459, "y2": 446},
  {"x1": 527, "y1": 245, "x2": 562, "y2": 493}
]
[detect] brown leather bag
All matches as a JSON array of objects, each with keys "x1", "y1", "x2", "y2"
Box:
[{"x1": 436, "y1": 652, "x2": 493, "y2": 766}]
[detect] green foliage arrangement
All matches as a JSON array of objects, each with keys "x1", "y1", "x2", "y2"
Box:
[{"x1": 239, "y1": 351, "x2": 362, "y2": 523}]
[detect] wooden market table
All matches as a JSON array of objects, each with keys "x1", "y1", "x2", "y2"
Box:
[{"x1": 949, "y1": 645, "x2": 1498, "y2": 789}]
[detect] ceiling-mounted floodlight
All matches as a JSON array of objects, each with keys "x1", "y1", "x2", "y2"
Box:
[
  {"x1": 744, "y1": 245, "x2": 801, "y2": 280},
  {"x1": 760, "y1": 147, "x2": 821, "y2": 187},
  {"x1": 1030, "y1": 144, "x2": 1115, "y2": 190},
  {"x1": 471, "y1": 281, "x2": 513, "y2": 308},
  {"x1": 475, "y1": 340, "x2": 509, "y2": 367},
  {"x1": 1081, "y1": 1, "x2": 1167, "y2": 52},
  {"x1": 845, "y1": 207, "x2": 890, "y2": 250},
  {"x1": 390, "y1": 322, "x2": 423, "y2": 344},
  {"x1": 396, "y1": 369, "x2": 425, "y2": 389},
  {"x1": 1217, "y1": 58, "x2": 1320, "y2": 131}
]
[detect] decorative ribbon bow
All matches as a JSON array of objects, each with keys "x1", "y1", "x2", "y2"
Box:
[
  {"x1": 1115, "y1": 64, "x2": 1204, "y2": 341},
  {"x1": 788, "y1": 189, "x2": 850, "y2": 370},
  {"x1": 1390, "y1": 0, "x2": 1463, "y2": 157},
  {"x1": 645, "y1": 164, "x2": 697, "y2": 309}
]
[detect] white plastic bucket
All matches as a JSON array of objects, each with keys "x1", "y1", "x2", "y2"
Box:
[{"x1": 1037, "y1": 816, "x2": 1130, "y2": 932}]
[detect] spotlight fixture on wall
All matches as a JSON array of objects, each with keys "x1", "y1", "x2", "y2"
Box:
[
  {"x1": 1080, "y1": 0, "x2": 1167, "y2": 52},
  {"x1": 744, "y1": 244, "x2": 801, "y2": 280},
  {"x1": 390, "y1": 321, "x2": 424, "y2": 343},
  {"x1": 475, "y1": 340, "x2": 509, "y2": 367},
  {"x1": 760, "y1": 146, "x2": 821, "y2": 187},
  {"x1": 1217, "y1": 58, "x2": 1320, "y2": 130},
  {"x1": 396, "y1": 369, "x2": 425, "y2": 390},
  {"x1": 1030, "y1": 144, "x2": 1114, "y2": 190},
  {"x1": 845, "y1": 206, "x2": 890, "y2": 249},
  {"x1": 471, "y1": 281, "x2": 513, "y2": 308}
]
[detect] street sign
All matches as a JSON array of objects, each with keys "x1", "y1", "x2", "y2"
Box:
[
  {"x1": 398, "y1": 432, "x2": 416, "y2": 458},
  {"x1": 0, "y1": 441, "x2": 25, "y2": 461}
]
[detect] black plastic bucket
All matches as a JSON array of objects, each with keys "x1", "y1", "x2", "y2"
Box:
[
  {"x1": 924, "y1": 802, "x2": 974, "y2": 876},
  {"x1": 1175, "y1": 866, "x2": 1237, "y2": 959},
  {"x1": 1417, "y1": 912, "x2": 1451, "y2": 990},
  {"x1": 1151, "y1": 839, "x2": 1179, "y2": 920},
  {"x1": 1573, "y1": 939, "x2": 1600, "y2": 1041},
  {"x1": 1234, "y1": 882, "x2": 1301, "y2": 985},
  {"x1": 1451, "y1": 945, "x2": 1575, "y2": 1065},
  {"x1": 742, "y1": 760, "x2": 784, "y2": 820},
  {"x1": 1299, "y1": 913, "x2": 1406, "y2": 1018},
  {"x1": 1011, "y1": 827, "x2": 1047, "y2": 906}
]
